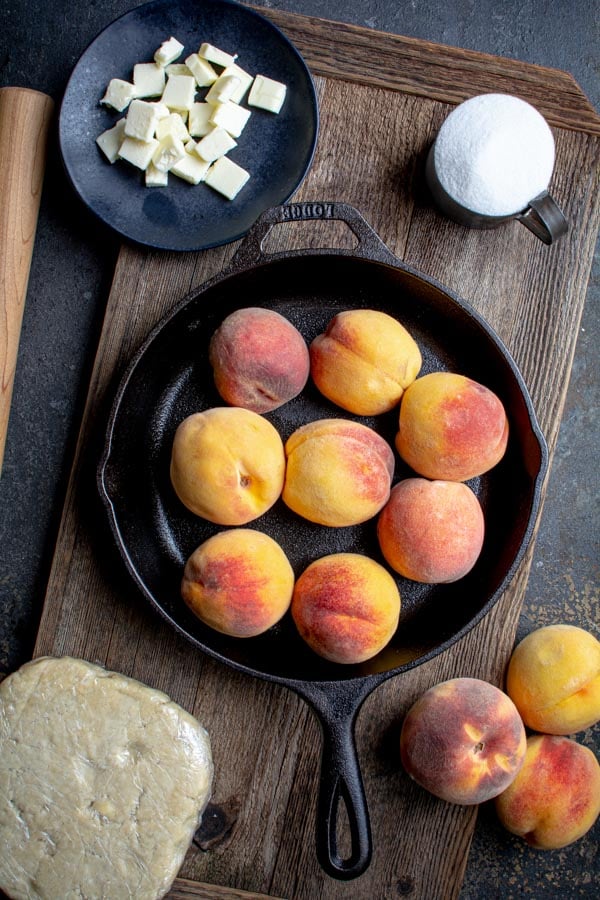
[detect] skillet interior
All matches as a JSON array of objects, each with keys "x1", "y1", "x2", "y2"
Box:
[{"x1": 100, "y1": 252, "x2": 546, "y2": 683}]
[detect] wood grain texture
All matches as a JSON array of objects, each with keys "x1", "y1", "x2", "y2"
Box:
[
  {"x1": 255, "y1": 6, "x2": 600, "y2": 135},
  {"x1": 32, "y1": 14, "x2": 599, "y2": 900},
  {"x1": 0, "y1": 87, "x2": 53, "y2": 473}
]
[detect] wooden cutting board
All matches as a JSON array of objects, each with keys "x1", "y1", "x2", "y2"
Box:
[{"x1": 33, "y1": 7, "x2": 599, "y2": 899}]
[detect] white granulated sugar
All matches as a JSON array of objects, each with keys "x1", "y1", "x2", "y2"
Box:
[{"x1": 433, "y1": 94, "x2": 555, "y2": 217}]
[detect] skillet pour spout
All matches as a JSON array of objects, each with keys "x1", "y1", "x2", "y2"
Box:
[{"x1": 98, "y1": 202, "x2": 549, "y2": 880}]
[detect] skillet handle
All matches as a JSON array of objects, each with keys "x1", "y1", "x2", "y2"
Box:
[
  {"x1": 294, "y1": 680, "x2": 374, "y2": 880},
  {"x1": 230, "y1": 201, "x2": 398, "y2": 270}
]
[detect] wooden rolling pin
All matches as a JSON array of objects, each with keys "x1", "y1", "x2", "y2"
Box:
[{"x1": 0, "y1": 87, "x2": 54, "y2": 476}]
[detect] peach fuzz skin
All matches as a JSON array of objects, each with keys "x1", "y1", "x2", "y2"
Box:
[
  {"x1": 400, "y1": 678, "x2": 526, "y2": 805},
  {"x1": 377, "y1": 478, "x2": 484, "y2": 583},
  {"x1": 291, "y1": 553, "x2": 401, "y2": 664},
  {"x1": 310, "y1": 309, "x2": 422, "y2": 415},
  {"x1": 170, "y1": 407, "x2": 285, "y2": 525},
  {"x1": 283, "y1": 418, "x2": 395, "y2": 527},
  {"x1": 181, "y1": 529, "x2": 294, "y2": 638},
  {"x1": 506, "y1": 624, "x2": 600, "y2": 735},
  {"x1": 495, "y1": 735, "x2": 600, "y2": 849},
  {"x1": 209, "y1": 307, "x2": 310, "y2": 414},
  {"x1": 396, "y1": 372, "x2": 509, "y2": 482}
]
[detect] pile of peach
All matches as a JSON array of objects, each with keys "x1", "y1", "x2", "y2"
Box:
[
  {"x1": 170, "y1": 305, "x2": 510, "y2": 664},
  {"x1": 399, "y1": 625, "x2": 600, "y2": 850}
]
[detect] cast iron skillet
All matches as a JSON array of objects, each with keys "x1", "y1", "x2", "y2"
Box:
[{"x1": 98, "y1": 202, "x2": 548, "y2": 879}]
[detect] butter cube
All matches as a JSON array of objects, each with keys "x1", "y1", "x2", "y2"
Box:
[
  {"x1": 205, "y1": 74, "x2": 241, "y2": 105},
  {"x1": 118, "y1": 136, "x2": 160, "y2": 170},
  {"x1": 188, "y1": 102, "x2": 213, "y2": 137},
  {"x1": 133, "y1": 62, "x2": 166, "y2": 98},
  {"x1": 166, "y1": 63, "x2": 193, "y2": 77},
  {"x1": 218, "y1": 64, "x2": 253, "y2": 103},
  {"x1": 205, "y1": 156, "x2": 250, "y2": 199},
  {"x1": 156, "y1": 112, "x2": 189, "y2": 142},
  {"x1": 124, "y1": 99, "x2": 159, "y2": 142},
  {"x1": 161, "y1": 74, "x2": 196, "y2": 110},
  {"x1": 248, "y1": 74, "x2": 287, "y2": 114},
  {"x1": 147, "y1": 101, "x2": 170, "y2": 120},
  {"x1": 154, "y1": 36, "x2": 184, "y2": 67},
  {"x1": 194, "y1": 126, "x2": 237, "y2": 162},
  {"x1": 101, "y1": 78, "x2": 137, "y2": 112},
  {"x1": 185, "y1": 53, "x2": 218, "y2": 87},
  {"x1": 209, "y1": 101, "x2": 251, "y2": 138},
  {"x1": 171, "y1": 147, "x2": 211, "y2": 184},
  {"x1": 145, "y1": 163, "x2": 169, "y2": 186},
  {"x1": 198, "y1": 43, "x2": 237, "y2": 68},
  {"x1": 152, "y1": 133, "x2": 186, "y2": 172},
  {"x1": 96, "y1": 118, "x2": 126, "y2": 163}
]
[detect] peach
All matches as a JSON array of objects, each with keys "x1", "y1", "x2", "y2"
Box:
[
  {"x1": 282, "y1": 418, "x2": 395, "y2": 527},
  {"x1": 377, "y1": 478, "x2": 485, "y2": 583},
  {"x1": 181, "y1": 529, "x2": 294, "y2": 637},
  {"x1": 209, "y1": 307, "x2": 310, "y2": 413},
  {"x1": 495, "y1": 734, "x2": 600, "y2": 849},
  {"x1": 291, "y1": 553, "x2": 401, "y2": 664},
  {"x1": 400, "y1": 677, "x2": 526, "y2": 805},
  {"x1": 170, "y1": 407, "x2": 285, "y2": 525},
  {"x1": 396, "y1": 372, "x2": 509, "y2": 481},
  {"x1": 310, "y1": 309, "x2": 422, "y2": 415},
  {"x1": 506, "y1": 624, "x2": 600, "y2": 735}
]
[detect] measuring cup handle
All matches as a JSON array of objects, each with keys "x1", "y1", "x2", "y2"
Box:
[
  {"x1": 516, "y1": 192, "x2": 568, "y2": 245},
  {"x1": 229, "y1": 201, "x2": 398, "y2": 270}
]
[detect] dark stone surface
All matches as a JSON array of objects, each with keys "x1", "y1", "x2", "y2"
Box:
[{"x1": 0, "y1": 1, "x2": 598, "y2": 895}]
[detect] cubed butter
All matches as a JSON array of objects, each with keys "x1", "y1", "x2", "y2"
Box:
[
  {"x1": 247, "y1": 74, "x2": 287, "y2": 114},
  {"x1": 152, "y1": 133, "x2": 186, "y2": 172},
  {"x1": 185, "y1": 54, "x2": 218, "y2": 87},
  {"x1": 145, "y1": 163, "x2": 169, "y2": 186},
  {"x1": 156, "y1": 112, "x2": 189, "y2": 142},
  {"x1": 218, "y1": 64, "x2": 253, "y2": 103},
  {"x1": 161, "y1": 74, "x2": 196, "y2": 110},
  {"x1": 133, "y1": 62, "x2": 166, "y2": 98},
  {"x1": 100, "y1": 78, "x2": 137, "y2": 112},
  {"x1": 205, "y1": 74, "x2": 241, "y2": 105},
  {"x1": 96, "y1": 118, "x2": 126, "y2": 163},
  {"x1": 198, "y1": 43, "x2": 237, "y2": 68},
  {"x1": 118, "y1": 136, "x2": 160, "y2": 170},
  {"x1": 166, "y1": 63, "x2": 193, "y2": 77},
  {"x1": 154, "y1": 37, "x2": 184, "y2": 67},
  {"x1": 205, "y1": 156, "x2": 250, "y2": 199},
  {"x1": 124, "y1": 99, "x2": 159, "y2": 142},
  {"x1": 148, "y1": 101, "x2": 170, "y2": 120},
  {"x1": 194, "y1": 126, "x2": 237, "y2": 162},
  {"x1": 209, "y1": 100, "x2": 251, "y2": 138},
  {"x1": 171, "y1": 148, "x2": 211, "y2": 184},
  {"x1": 188, "y1": 102, "x2": 213, "y2": 137}
]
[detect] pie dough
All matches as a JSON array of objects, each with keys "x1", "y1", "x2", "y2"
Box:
[{"x1": 0, "y1": 656, "x2": 213, "y2": 899}]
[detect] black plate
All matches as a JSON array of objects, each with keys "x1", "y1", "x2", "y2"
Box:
[{"x1": 59, "y1": 0, "x2": 318, "y2": 250}]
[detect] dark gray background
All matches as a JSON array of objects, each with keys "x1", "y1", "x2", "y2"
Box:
[{"x1": 1, "y1": 1, "x2": 598, "y2": 896}]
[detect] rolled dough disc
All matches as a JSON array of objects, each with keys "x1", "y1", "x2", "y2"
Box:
[{"x1": 0, "y1": 656, "x2": 213, "y2": 899}]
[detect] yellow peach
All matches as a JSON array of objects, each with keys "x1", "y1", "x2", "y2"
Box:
[
  {"x1": 181, "y1": 529, "x2": 294, "y2": 637},
  {"x1": 209, "y1": 307, "x2": 310, "y2": 413},
  {"x1": 400, "y1": 677, "x2": 526, "y2": 805},
  {"x1": 170, "y1": 407, "x2": 285, "y2": 525},
  {"x1": 310, "y1": 309, "x2": 422, "y2": 415},
  {"x1": 282, "y1": 418, "x2": 395, "y2": 527},
  {"x1": 506, "y1": 624, "x2": 600, "y2": 734},
  {"x1": 377, "y1": 478, "x2": 485, "y2": 583},
  {"x1": 396, "y1": 372, "x2": 509, "y2": 481},
  {"x1": 291, "y1": 553, "x2": 401, "y2": 664},
  {"x1": 495, "y1": 734, "x2": 600, "y2": 849}
]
